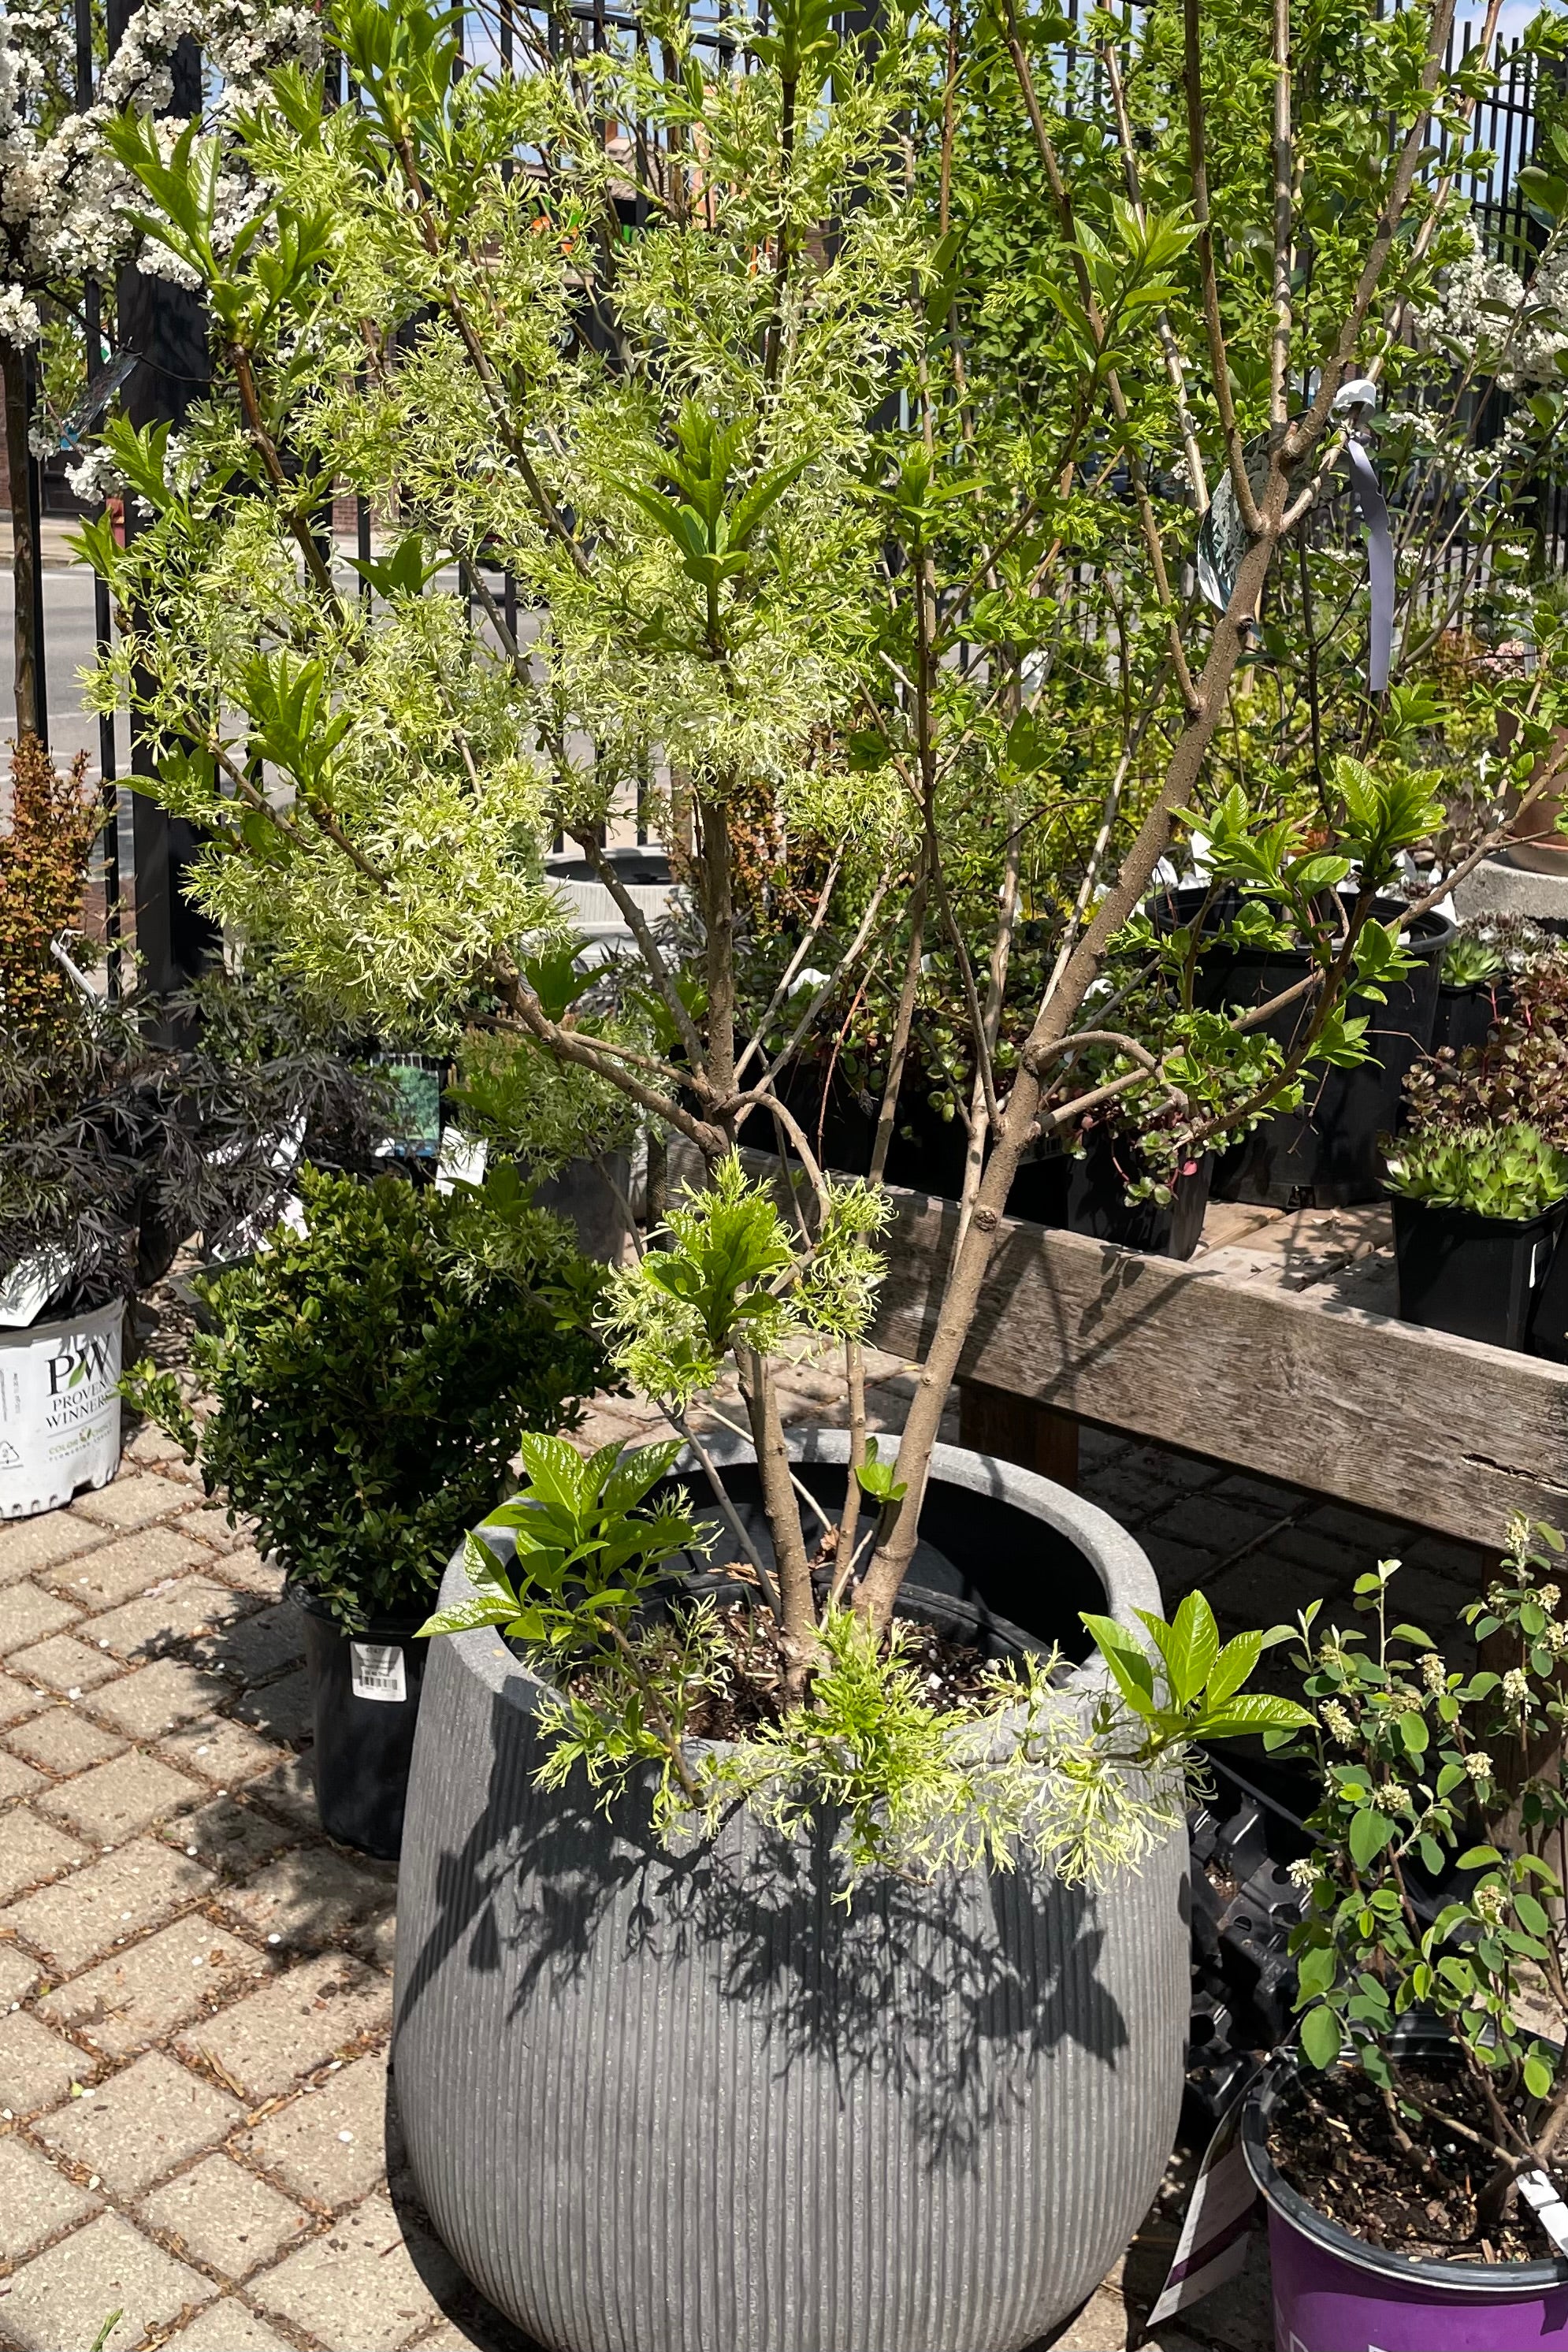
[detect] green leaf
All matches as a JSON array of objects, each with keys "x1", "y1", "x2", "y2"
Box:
[
  {"x1": 1197, "y1": 1693, "x2": 1313, "y2": 1740},
  {"x1": 1296, "y1": 1943, "x2": 1337, "y2": 1998},
  {"x1": 1135, "y1": 1591, "x2": 1220, "y2": 1706},
  {"x1": 416, "y1": 1592, "x2": 515, "y2": 1637},
  {"x1": 1527, "y1": 2052, "x2": 1555, "y2": 2099},
  {"x1": 1080, "y1": 1613, "x2": 1157, "y2": 1715},
  {"x1": 1350, "y1": 1808, "x2": 1396, "y2": 1869},
  {"x1": 1301, "y1": 2005, "x2": 1343, "y2": 2068},
  {"x1": 1458, "y1": 1845, "x2": 1503, "y2": 1868}
]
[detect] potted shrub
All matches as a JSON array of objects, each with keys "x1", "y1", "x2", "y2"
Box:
[
  {"x1": 1184, "y1": 882, "x2": 1457, "y2": 1207},
  {"x1": 1064, "y1": 1117, "x2": 1214, "y2": 1258},
  {"x1": 124, "y1": 1165, "x2": 608, "y2": 1856},
  {"x1": 0, "y1": 736, "x2": 132, "y2": 1515},
  {"x1": 1384, "y1": 1124, "x2": 1568, "y2": 1350},
  {"x1": 80, "y1": 0, "x2": 1568, "y2": 2335},
  {"x1": 1247, "y1": 1533, "x2": 1568, "y2": 2350},
  {"x1": 409, "y1": 1162, "x2": 1307, "y2": 2351},
  {"x1": 0, "y1": 734, "x2": 407, "y2": 1518}
]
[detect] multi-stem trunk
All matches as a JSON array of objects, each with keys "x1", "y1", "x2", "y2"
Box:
[
  {"x1": 857, "y1": 516, "x2": 1287, "y2": 1630},
  {"x1": 741, "y1": 1349, "x2": 820, "y2": 1696}
]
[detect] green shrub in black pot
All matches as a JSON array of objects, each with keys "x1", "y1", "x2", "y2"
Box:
[
  {"x1": 1383, "y1": 1124, "x2": 1568, "y2": 1351},
  {"x1": 124, "y1": 1165, "x2": 608, "y2": 1855}
]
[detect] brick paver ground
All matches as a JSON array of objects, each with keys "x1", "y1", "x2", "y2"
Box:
[{"x1": 0, "y1": 1348, "x2": 1489, "y2": 2352}]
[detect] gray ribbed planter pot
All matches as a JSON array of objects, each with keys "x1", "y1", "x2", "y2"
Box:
[{"x1": 392, "y1": 1429, "x2": 1187, "y2": 2352}]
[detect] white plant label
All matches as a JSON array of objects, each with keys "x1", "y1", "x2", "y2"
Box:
[
  {"x1": 0, "y1": 1299, "x2": 123, "y2": 1519},
  {"x1": 0, "y1": 1245, "x2": 74, "y2": 1329},
  {"x1": 1518, "y1": 2169, "x2": 1568, "y2": 2254},
  {"x1": 351, "y1": 1642, "x2": 407, "y2": 1704},
  {"x1": 436, "y1": 1128, "x2": 489, "y2": 1194},
  {"x1": 1148, "y1": 2092, "x2": 1258, "y2": 2323}
]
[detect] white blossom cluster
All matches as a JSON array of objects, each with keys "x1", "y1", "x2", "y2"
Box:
[
  {"x1": 62, "y1": 440, "x2": 120, "y2": 499},
  {"x1": 1417, "y1": 217, "x2": 1568, "y2": 390},
  {"x1": 0, "y1": 0, "x2": 318, "y2": 352}
]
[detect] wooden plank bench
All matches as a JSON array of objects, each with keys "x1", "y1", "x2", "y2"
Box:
[{"x1": 868, "y1": 1186, "x2": 1568, "y2": 1551}]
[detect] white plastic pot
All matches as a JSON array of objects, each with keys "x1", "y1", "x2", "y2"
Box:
[{"x1": 0, "y1": 1298, "x2": 124, "y2": 1519}]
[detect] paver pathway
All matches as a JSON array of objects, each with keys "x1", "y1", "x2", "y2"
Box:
[{"x1": 0, "y1": 1347, "x2": 1489, "y2": 2352}]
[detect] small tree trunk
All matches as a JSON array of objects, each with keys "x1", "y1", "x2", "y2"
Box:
[
  {"x1": 741, "y1": 1350, "x2": 820, "y2": 1695},
  {"x1": 868, "y1": 862, "x2": 928, "y2": 1183},
  {"x1": 2, "y1": 336, "x2": 42, "y2": 742},
  {"x1": 645, "y1": 1126, "x2": 669, "y2": 1233},
  {"x1": 701, "y1": 792, "x2": 737, "y2": 1105},
  {"x1": 856, "y1": 514, "x2": 1287, "y2": 1631}
]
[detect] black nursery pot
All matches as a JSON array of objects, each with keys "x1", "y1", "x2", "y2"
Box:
[
  {"x1": 1431, "y1": 976, "x2": 1511, "y2": 1061},
  {"x1": 292, "y1": 1587, "x2": 429, "y2": 1859},
  {"x1": 1525, "y1": 1221, "x2": 1568, "y2": 1365},
  {"x1": 1213, "y1": 899, "x2": 1455, "y2": 1209},
  {"x1": 1145, "y1": 879, "x2": 1243, "y2": 1010},
  {"x1": 1390, "y1": 1192, "x2": 1563, "y2": 1352},
  {"x1": 752, "y1": 1053, "x2": 1076, "y2": 1227},
  {"x1": 1066, "y1": 1128, "x2": 1213, "y2": 1260}
]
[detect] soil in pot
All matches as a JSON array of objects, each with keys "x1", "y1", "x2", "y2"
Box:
[
  {"x1": 1268, "y1": 2056, "x2": 1545, "y2": 2263},
  {"x1": 1065, "y1": 1129, "x2": 1213, "y2": 1260},
  {"x1": 654, "y1": 1453, "x2": 1109, "y2": 1662},
  {"x1": 1211, "y1": 898, "x2": 1455, "y2": 1208},
  {"x1": 1391, "y1": 1193, "x2": 1561, "y2": 1351},
  {"x1": 563, "y1": 1579, "x2": 1025, "y2": 1744},
  {"x1": 293, "y1": 1588, "x2": 430, "y2": 1858}
]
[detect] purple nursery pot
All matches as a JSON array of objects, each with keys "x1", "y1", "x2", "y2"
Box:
[{"x1": 1242, "y1": 2047, "x2": 1568, "y2": 2351}]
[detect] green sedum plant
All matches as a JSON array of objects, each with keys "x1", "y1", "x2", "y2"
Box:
[
  {"x1": 1442, "y1": 932, "x2": 1508, "y2": 989},
  {"x1": 1383, "y1": 1123, "x2": 1568, "y2": 1221},
  {"x1": 124, "y1": 1167, "x2": 608, "y2": 1626}
]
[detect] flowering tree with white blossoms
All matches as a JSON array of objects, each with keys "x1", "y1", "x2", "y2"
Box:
[{"x1": 0, "y1": 0, "x2": 316, "y2": 728}]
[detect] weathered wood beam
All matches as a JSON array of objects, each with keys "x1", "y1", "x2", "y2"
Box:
[
  {"x1": 870, "y1": 1186, "x2": 1568, "y2": 1550},
  {"x1": 667, "y1": 1141, "x2": 1568, "y2": 1548}
]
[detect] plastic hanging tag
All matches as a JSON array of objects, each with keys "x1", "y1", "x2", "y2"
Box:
[
  {"x1": 0, "y1": 1245, "x2": 75, "y2": 1329},
  {"x1": 1518, "y1": 2171, "x2": 1568, "y2": 2254},
  {"x1": 350, "y1": 1642, "x2": 407, "y2": 1704},
  {"x1": 1148, "y1": 2090, "x2": 1259, "y2": 2323},
  {"x1": 436, "y1": 1128, "x2": 489, "y2": 1195}
]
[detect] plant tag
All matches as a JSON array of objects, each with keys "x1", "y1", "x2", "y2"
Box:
[
  {"x1": 1148, "y1": 2092, "x2": 1259, "y2": 2324},
  {"x1": 1518, "y1": 2170, "x2": 1568, "y2": 2254},
  {"x1": 436, "y1": 1128, "x2": 489, "y2": 1194},
  {"x1": 350, "y1": 1642, "x2": 407, "y2": 1704},
  {"x1": 0, "y1": 1246, "x2": 75, "y2": 1329}
]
